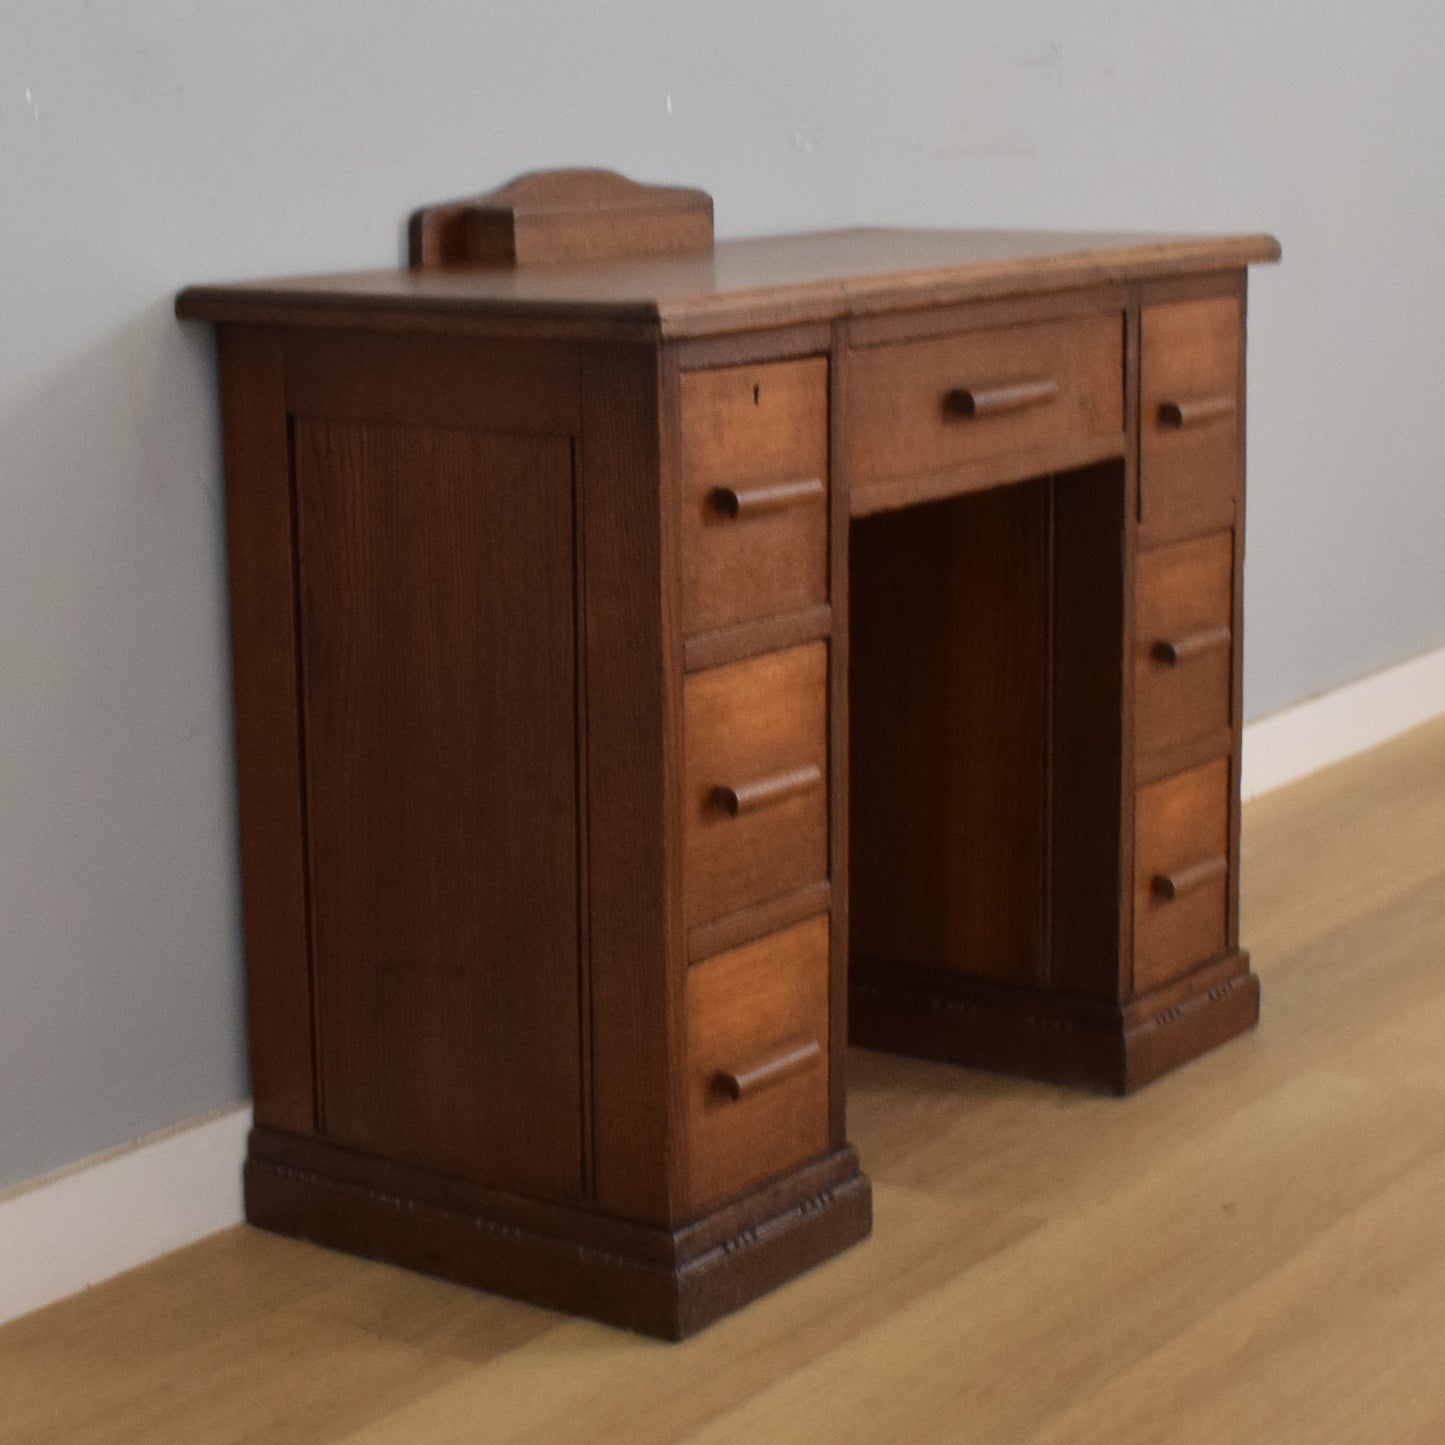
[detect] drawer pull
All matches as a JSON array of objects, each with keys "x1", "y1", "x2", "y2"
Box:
[
  {"x1": 710, "y1": 477, "x2": 825, "y2": 519},
  {"x1": 1158, "y1": 395, "x2": 1236, "y2": 429},
  {"x1": 1152, "y1": 624, "x2": 1232, "y2": 666},
  {"x1": 715, "y1": 1038, "x2": 822, "y2": 1101},
  {"x1": 945, "y1": 377, "x2": 1059, "y2": 420},
  {"x1": 713, "y1": 764, "x2": 823, "y2": 818},
  {"x1": 1152, "y1": 853, "x2": 1228, "y2": 901}
]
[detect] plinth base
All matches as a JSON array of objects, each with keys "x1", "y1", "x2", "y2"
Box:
[
  {"x1": 850, "y1": 950, "x2": 1259, "y2": 1094},
  {"x1": 245, "y1": 1129, "x2": 872, "y2": 1340}
]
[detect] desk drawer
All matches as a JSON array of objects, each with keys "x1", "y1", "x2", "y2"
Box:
[
  {"x1": 679, "y1": 358, "x2": 830, "y2": 636},
  {"x1": 1135, "y1": 531, "x2": 1235, "y2": 758},
  {"x1": 1134, "y1": 757, "x2": 1230, "y2": 993},
  {"x1": 846, "y1": 314, "x2": 1124, "y2": 498},
  {"x1": 684, "y1": 915, "x2": 830, "y2": 1212},
  {"x1": 1140, "y1": 296, "x2": 1242, "y2": 538},
  {"x1": 683, "y1": 642, "x2": 829, "y2": 930}
]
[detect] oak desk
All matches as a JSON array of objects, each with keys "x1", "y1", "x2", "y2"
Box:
[{"x1": 179, "y1": 172, "x2": 1280, "y2": 1338}]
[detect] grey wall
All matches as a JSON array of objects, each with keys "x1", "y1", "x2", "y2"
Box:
[{"x1": 3, "y1": 0, "x2": 1442, "y2": 1191}]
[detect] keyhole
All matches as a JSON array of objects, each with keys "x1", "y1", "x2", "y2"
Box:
[{"x1": 753, "y1": 384, "x2": 761, "y2": 405}]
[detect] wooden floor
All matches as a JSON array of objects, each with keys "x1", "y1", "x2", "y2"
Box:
[{"x1": 4, "y1": 719, "x2": 1444, "y2": 1444}]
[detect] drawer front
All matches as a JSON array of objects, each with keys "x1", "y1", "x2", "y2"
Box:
[
  {"x1": 1134, "y1": 757, "x2": 1230, "y2": 994},
  {"x1": 1135, "y1": 530, "x2": 1234, "y2": 758},
  {"x1": 846, "y1": 313, "x2": 1125, "y2": 495},
  {"x1": 684, "y1": 915, "x2": 831, "y2": 1212},
  {"x1": 679, "y1": 358, "x2": 830, "y2": 637},
  {"x1": 683, "y1": 642, "x2": 829, "y2": 930},
  {"x1": 1140, "y1": 296, "x2": 1242, "y2": 537}
]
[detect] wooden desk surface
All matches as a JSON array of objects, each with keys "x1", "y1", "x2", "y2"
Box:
[{"x1": 177, "y1": 227, "x2": 1280, "y2": 339}]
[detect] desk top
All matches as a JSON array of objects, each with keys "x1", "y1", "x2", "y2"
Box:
[{"x1": 177, "y1": 226, "x2": 1280, "y2": 341}]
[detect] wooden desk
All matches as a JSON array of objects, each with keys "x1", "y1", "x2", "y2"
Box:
[{"x1": 179, "y1": 172, "x2": 1279, "y2": 1338}]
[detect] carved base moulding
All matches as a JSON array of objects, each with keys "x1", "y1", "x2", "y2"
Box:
[
  {"x1": 850, "y1": 951, "x2": 1259, "y2": 1095},
  {"x1": 246, "y1": 1130, "x2": 871, "y2": 1340}
]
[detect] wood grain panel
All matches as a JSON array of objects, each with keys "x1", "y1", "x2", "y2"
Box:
[
  {"x1": 683, "y1": 643, "x2": 829, "y2": 931},
  {"x1": 294, "y1": 420, "x2": 583, "y2": 1198},
  {"x1": 679, "y1": 357, "x2": 830, "y2": 636},
  {"x1": 684, "y1": 916, "x2": 831, "y2": 1213},
  {"x1": 1134, "y1": 757, "x2": 1230, "y2": 993},
  {"x1": 846, "y1": 313, "x2": 1124, "y2": 497},
  {"x1": 285, "y1": 330, "x2": 580, "y2": 433},
  {"x1": 177, "y1": 227, "x2": 1279, "y2": 341},
  {"x1": 580, "y1": 342, "x2": 678, "y2": 1224},
  {"x1": 408, "y1": 168, "x2": 713, "y2": 270},
  {"x1": 850, "y1": 482, "x2": 1049, "y2": 983}
]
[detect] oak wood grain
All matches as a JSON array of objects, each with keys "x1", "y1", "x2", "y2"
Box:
[
  {"x1": 578, "y1": 341, "x2": 678, "y2": 1224},
  {"x1": 682, "y1": 602, "x2": 832, "y2": 673},
  {"x1": 177, "y1": 228, "x2": 1281, "y2": 341},
  {"x1": 294, "y1": 418, "x2": 583, "y2": 1198},
  {"x1": 409, "y1": 168, "x2": 713, "y2": 270},
  {"x1": 284, "y1": 329, "x2": 580, "y2": 433}
]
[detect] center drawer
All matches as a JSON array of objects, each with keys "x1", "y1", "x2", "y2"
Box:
[
  {"x1": 683, "y1": 642, "x2": 829, "y2": 932},
  {"x1": 846, "y1": 312, "x2": 1125, "y2": 501}
]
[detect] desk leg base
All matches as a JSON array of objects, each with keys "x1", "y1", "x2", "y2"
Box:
[
  {"x1": 850, "y1": 950, "x2": 1259, "y2": 1094},
  {"x1": 243, "y1": 1129, "x2": 872, "y2": 1340}
]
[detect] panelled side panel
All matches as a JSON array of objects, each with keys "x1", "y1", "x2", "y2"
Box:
[
  {"x1": 295, "y1": 420, "x2": 584, "y2": 1200},
  {"x1": 218, "y1": 327, "x2": 316, "y2": 1136}
]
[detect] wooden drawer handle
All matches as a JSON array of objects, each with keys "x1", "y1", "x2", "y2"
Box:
[
  {"x1": 715, "y1": 1038, "x2": 822, "y2": 1101},
  {"x1": 710, "y1": 477, "x2": 825, "y2": 519},
  {"x1": 1152, "y1": 853, "x2": 1228, "y2": 901},
  {"x1": 1152, "y1": 624, "x2": 1232, "y2": 666},
  {"x1": 712, "y1": 764, "x2": 823, "y2": 818},
  {"x1": 945, "y1": 378, "x2": 1059, "y2": 419},
  {"x1": 1158, "y1": 395, "x2": 1236, "y2": 429}
]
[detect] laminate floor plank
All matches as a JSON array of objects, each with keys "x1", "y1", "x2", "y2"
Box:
[
  {"x1": 1024, "y1": 1144, "x2": 1445, "y2": 1445},
  {"x1": 1240, "y1": 716, "x2": 1445, "y2": 965},
  {"x1": 677, "y1": 1068, "x2": 1445, "y2": 1444},
  {"x1": 331, "y1": 1185, "x2": 1041, "y2": 1445}
]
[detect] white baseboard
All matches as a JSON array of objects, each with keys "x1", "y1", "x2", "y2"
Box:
[
  {"x1": 1242, "y1": 643, "x2": 1445, "y2": 801},
  {"x1": 0, "y1": 1102, "x2": 251, "y2": 1327}
]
